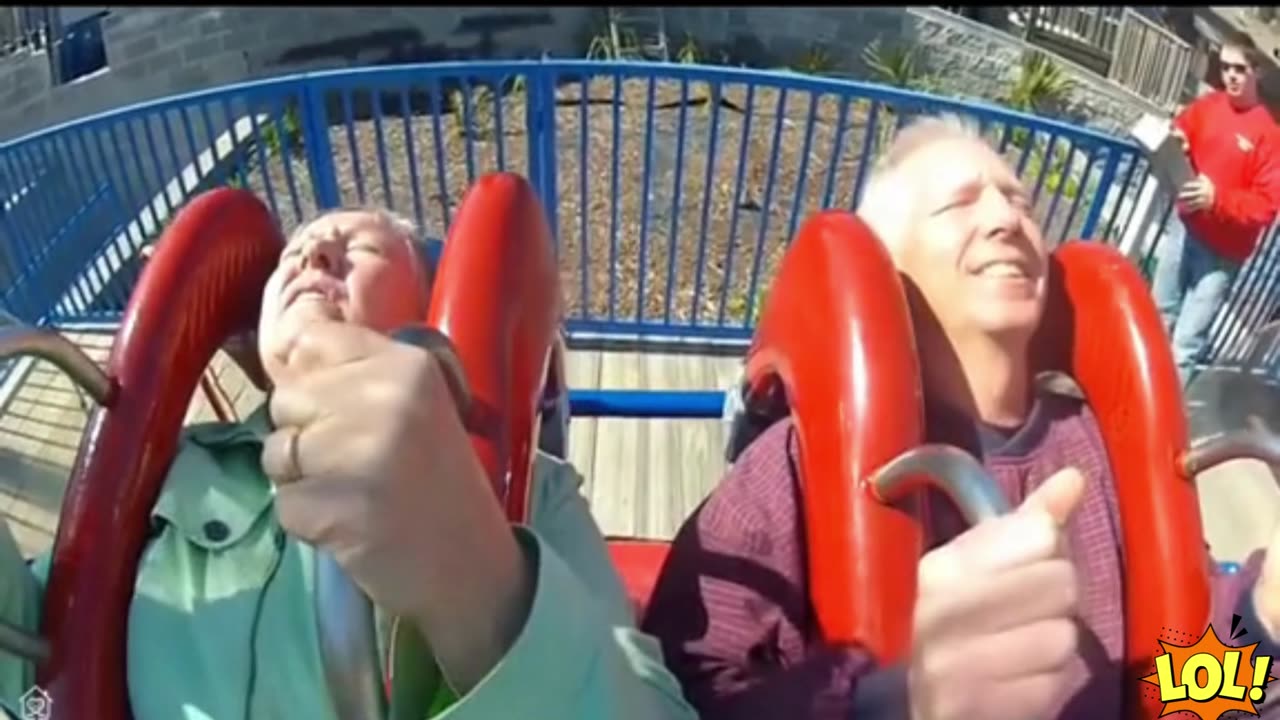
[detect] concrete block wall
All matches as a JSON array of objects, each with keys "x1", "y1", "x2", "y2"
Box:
[
  {"x1": 660, "y1": 6, "x2": 1166, "y2": 135},
  {"x1": 0, "y1": 6, "x2": 1167, "y2": 145},
  {"x1": 0, "y1": 7, "x2": 598, "y2": 144}
]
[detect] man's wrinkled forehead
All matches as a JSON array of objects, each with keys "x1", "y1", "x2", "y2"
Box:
[
  {"x1": 286, "y1": 210, "x2": 389, "y2": 251},
  {"x1": 900, "y1": 137, "x2": 1019, "y2": 204},
  {"x1": 1220, "y1": 45, "x2": 1253, "y2": 65}
]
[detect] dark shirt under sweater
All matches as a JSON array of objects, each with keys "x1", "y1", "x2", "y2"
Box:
[{"x1": 641, "y1": 390, "x2": 1280, "y2": 719}]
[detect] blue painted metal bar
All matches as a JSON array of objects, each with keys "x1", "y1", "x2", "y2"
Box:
[
  {"x1": 341, "y1": 89, "x2": 365, "y2": 205},
  {"x1": 717, "y1": 82, "x2": 756, "y2": 326},
  {"x1": 371, "y1": 88, "x2": 394, "y2": 211},
  {"x1": 635, "y1": 74, "x2": 657, "y2": 323},
  {"x1": 607, "y1": 71, "x2": 623, "y2": 322},
  {"x1": 461, "y1": 77, "x2": 478, "y2": 184},
  {"x1": 398, "y1": 87, "x2": 425, "y2": 226},
  {"x1": 301, "y1": 83, "x2": 341, "y2": 211},
  {"x1": 568, "y1": 389, "x2": 726, "y2": 418},
  {"x1": 690, "y1": 82, "x2": 722, "y2": 327},
  {"x1": 663, "y1": 77, "x2": 690, "y2": 326},
  {"x1": 579, "y1": 72, "x2": 591, "y2": 322},
  {"x1": 272, "y1": 96, "x2": 304, "y2": 223}
]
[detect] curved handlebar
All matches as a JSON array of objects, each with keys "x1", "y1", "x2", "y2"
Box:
[
  {"x1": 869, "y1": 444, "x2": 1013, "y2": 524},
  {"x1": 0, "y1": 319, "x2": 114, "y2": 664},
  {"x1": 1182, "y1": 416, "x2": 1280, "y2": 476},
  {"x1": 314, "y1": 553, "x2": 386, "y2": 719},
  {"x1": 0, "y1": 325, "x2": 115, "y2": 406}
]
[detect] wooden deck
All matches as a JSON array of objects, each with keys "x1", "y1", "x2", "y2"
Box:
[{"x1": 0, "y1": 332, "x2": 742, "y2": 558}]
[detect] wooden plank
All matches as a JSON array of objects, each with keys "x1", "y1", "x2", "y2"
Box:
[
  {"x1": 564, "y1": 349, "x2": 602, "y2": 500},
  {"x1": 591, "y1": 351, "x2": 644, "y2": 537},
  {"x1": 566, "y1": 348, "x2": 741, "y2": 539}
]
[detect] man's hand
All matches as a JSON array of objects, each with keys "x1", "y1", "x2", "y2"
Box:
[
  {"x1": 1171, "y1": 127, "x2": 1189, "y2": 153},
  {"x1": 1179, "y1": 173, "x2": 1216, "y2": 213},
  {"x1": 907, "y1": 468, "x2": 1088, "y2": 720},
  {"x1": 260, "y1": 321, "x2": 533, "y2": 692}
]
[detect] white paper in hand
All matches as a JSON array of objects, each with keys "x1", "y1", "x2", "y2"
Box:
[{"x1": 1130, "y1": 113, "x2": 1195, "y2": 191}]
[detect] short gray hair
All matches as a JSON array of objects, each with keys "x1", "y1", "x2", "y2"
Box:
[
  {"x1": 289, "y1": 205, "x2": 420, "y2": 247},
  {"x1": 857, "y1": 113, "x2": 985, "y2": 253}
]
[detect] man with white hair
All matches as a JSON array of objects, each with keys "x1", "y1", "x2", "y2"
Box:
[
  {"x1": 0, "y1": 206, "x2": 697, "y2": 719},
  {"x1": 642, "y1": 115, "x2": 1280, "y2": 719}
]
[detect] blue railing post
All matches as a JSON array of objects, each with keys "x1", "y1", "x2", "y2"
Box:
[
  {"x1": 1080, "y1": 148, "x2": 1121, "y2": 240},
  {"x1": 525, "y1": 64, "x2": 560, "y2": 250},
  {"x1": 300, "y1": 80, "x2": 342, "y2": 210}
]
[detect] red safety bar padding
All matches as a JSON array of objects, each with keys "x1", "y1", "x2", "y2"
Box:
[
  {"x1": 39, "y1": 189, "x2": 284, "y2": 720},
  {"x1": 742, "y1": 211, "x2": 925, "y2": 662},
  {"x1": 426, "y1": 172, "x2": 563, "y2": 523},
  {"x1": 607, "y1": 539, "x2": 673, "y2": 618},
  {"x1": 1031, "y1": 240, "x2": 1205, "y2": 719}
]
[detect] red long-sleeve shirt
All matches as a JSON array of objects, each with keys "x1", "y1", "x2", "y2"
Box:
[{"x1": 1174, "y1": 90, "x2": 1280, "y2": 262}]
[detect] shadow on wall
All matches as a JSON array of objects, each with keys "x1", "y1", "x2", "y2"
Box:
[
  {"x1": 274, "y1": 11, "x2": 555, "y2": 67},
  {"x1": 271, "y1": 10, "x2": 557, "y2": 121}
]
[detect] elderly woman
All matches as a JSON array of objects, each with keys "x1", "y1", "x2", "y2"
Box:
[{"x1": 0, "y1": 207, "x2": 696, "y2": 719}]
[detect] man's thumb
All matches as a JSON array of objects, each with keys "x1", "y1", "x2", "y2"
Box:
[{"x1": 1019, "y1": 467, "x2": 1087, "y2": 527}]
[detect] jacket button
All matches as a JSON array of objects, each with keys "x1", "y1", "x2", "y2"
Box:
[{"x1": 203, "y1": 520, "x2": 230, "y2": 543}]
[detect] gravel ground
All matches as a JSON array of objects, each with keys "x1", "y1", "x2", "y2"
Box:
[{"x1": 236, "y1": 76, "x2": 1095, "y2": 326}]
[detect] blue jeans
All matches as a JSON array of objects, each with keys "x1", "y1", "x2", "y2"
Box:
[{"x1": 1151, "y1": 220, "x2": 1240, "y2": 387}]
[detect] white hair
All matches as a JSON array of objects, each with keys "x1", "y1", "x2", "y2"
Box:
[
  {"x1": 856, "y1": 113, "x2": 986, "y2": 254},
  {"x1": 289, "y1": 205, "x2": 420, "y2": 246},
  {"x1": 289, "y1": 205, "x2": 434, "y2": 296}
]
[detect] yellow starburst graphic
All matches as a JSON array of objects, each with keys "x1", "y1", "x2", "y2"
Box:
[{"x1": 1140, "y1": 624, "x2": 1279, "y2": 719}]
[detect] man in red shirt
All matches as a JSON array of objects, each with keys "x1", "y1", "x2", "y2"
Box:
[
  {"x1": 642, "y1": 114, "x2": 1280, "y2": 720},
  {"x1": 1152, "y1": 30, "x2": 1280, "y2": 386}
]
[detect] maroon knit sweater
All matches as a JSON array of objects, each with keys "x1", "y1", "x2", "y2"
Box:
[{"x1": 641, "y1": 391, "x2": 1280, "y2": 719}]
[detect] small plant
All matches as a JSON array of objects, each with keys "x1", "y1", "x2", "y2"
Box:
[
  {"x1": 585, "y1": 33, "x2": 617, "y2": 61},
  {"x1": 860, "y1": 38, "x2": 937, "y2": 92},
  {"x1": 860, "y1": 39, "x2": 941, "y2": 160},
  {"x1": 1005, "y1": 51, "x2": 1074, "y2": 115},
  {"x1": 258, "y1": 103, "x2": 304, "y2": 159},
  {"x1": 675, "y1": 34, "x2": 700, "y2": 64},
  {"x1": 726, "y1": 280, "x2": 772, "y2": 325},
  {"x1": 793, "y1": 44, "x2": 838, "y2": 76},
  {"x1": 1024, "y1": 144, "x2": 1080, "y2": 201},
  {"x1": 450, "y1": 84, "x2": 500, "y2": 141}
]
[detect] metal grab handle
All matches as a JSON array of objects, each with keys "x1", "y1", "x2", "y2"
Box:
[
  {"x1": 1181, "y1": 415, "x2": 1280, "y2": 476},
  {"x1": 314, "y1": 554, "x2": 387, "y2": 720},
  {"x1": 869, "y1": 444, "x2": 1012, "y2": 524},
  {"x1": 0, "y1": 321, "x2": 112, "y2": 664},
  {"x1": 314, "y1": 326, "x2": 474, "y2": 720},
  {"x1": 0, "y1": 324, "x2": 115, "y2": 406}
]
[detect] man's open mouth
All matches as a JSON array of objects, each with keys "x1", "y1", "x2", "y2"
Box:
[
  {"x1": 284, "y1": 275, "x2": 346, "y2": 309},
  {"x1": 973, "y1": 259, "x2": 1033, "y2": 279}
]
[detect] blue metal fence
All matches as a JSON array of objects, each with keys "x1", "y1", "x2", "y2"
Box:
[{"x1": 0, "y1": 59, "x2": 1274, "y2": 366}]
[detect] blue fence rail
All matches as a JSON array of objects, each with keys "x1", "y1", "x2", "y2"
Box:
[{"x1": 0, "y1": 59, "x2": 1275, "y2": 367}]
